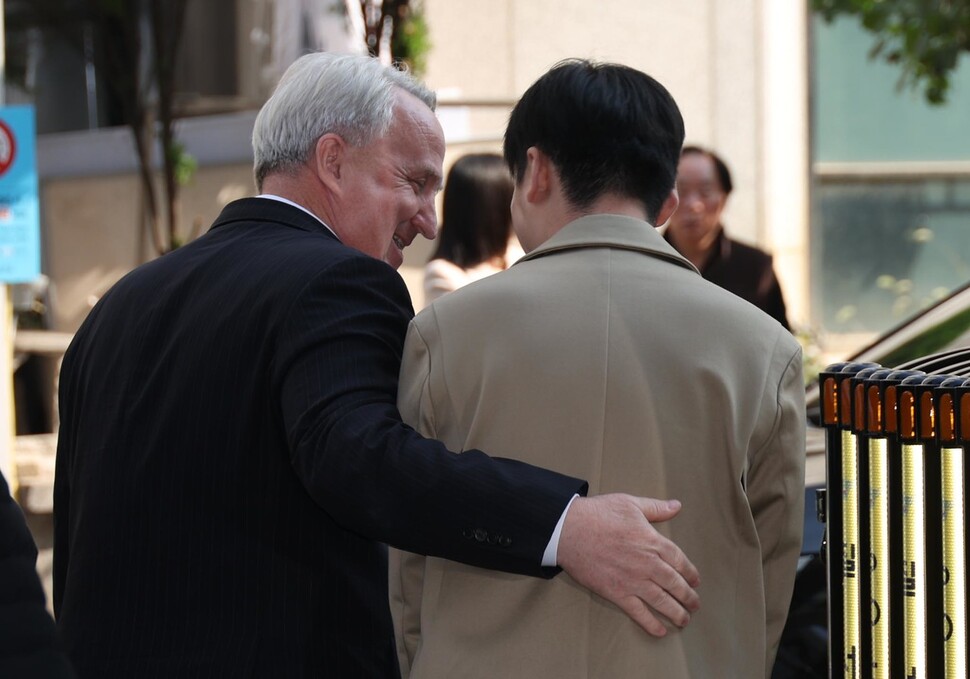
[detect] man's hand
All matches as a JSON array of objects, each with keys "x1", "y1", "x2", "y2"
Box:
[{"x1": 556, "y1": 494, "x2": 701, "y2": 637}]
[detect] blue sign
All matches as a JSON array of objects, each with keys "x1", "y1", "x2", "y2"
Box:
[{"x1": 0, "y1": 106, "x2": 39, "y2": 283}]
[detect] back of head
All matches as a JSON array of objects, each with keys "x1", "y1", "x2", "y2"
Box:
[
  {"x1": 432, "y1": 153, "x2": 514, "y2": 268},
  {"x1": 252, "y1": 52, "x2": 436, "y2": 191},
  {"x1": 503, "y1": 59, "x2": 684, "y2": 223}
]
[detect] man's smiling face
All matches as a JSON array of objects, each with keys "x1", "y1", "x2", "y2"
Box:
[{"x1": 330, "y1": 89, "x2": 445, "y2": 269}]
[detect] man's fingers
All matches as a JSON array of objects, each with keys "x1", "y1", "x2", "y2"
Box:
[
  {"x1": 639, "y1": 568, "x2": 696, "y2": 626},
  {"x1": 636, "y1": 498, "x2": 702, "y2": 589},
  {"x1": 636, "y1": 496, "x2": 682, "y2": 524},
  {"x1": 557, "y1": 493, "x2": 702, "y2": 635},
  {"x1": 636, "y1": 497, "x2": 701, "y2": 588},
  {"x1": 650, "y1": 529, "x2": 702, "y2": 590},
  {"x1": 616, "y1": 596, "x2": 668, "y2": 638}
]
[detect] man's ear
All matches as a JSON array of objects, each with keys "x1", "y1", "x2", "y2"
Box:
[
  {"x1": 523, "y1": 146, "x2": 552, "y2": 204},
  {"x1": 655, "y1": 188, "x2": 680, "y2": 227},
  {"x1": 314, "y1": 134, "x2": 345, "y2": 192}
]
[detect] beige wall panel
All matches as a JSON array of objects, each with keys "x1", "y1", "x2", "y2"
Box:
[
  {"x1": 506, "y1": 0, "x2": 699, "y2": 92},
  {"x1": 43, "y1": 175, "x2": 143, "y2": 333},
  {"x1": 43, "y1": 164, "x2": 257, "y2": 333},
  {"x1": 709, "y1": 0, "x2": 761, "y2": 245},
  {"x1": 423, "y1": 0, "x2": 514, "y2": 98},
  {"x1": 179, "y1": 164, "x2": 258, "y2": 239}
]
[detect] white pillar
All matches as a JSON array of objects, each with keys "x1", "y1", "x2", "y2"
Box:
[{"x1": 761, "y1": 0, "x2": 811, "y2": 330}]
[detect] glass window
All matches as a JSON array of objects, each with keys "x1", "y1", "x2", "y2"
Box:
[
  {"x1": 812, "y1": 179, "x2": 970, "y2": 334},
  {"x1": 813, "y1": 16, "x2": 970, "y2": 162},
  {"x1": 811, "y1": 16, "x2": 970, "y2": 340}
]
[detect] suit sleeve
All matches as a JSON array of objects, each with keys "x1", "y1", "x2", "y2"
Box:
[
  {"x1": 746, "y1": 337, "x2": 805, "y2": 677},
  {"x1": 275, "y1": 254, "x2": 586, "y2": 577}
]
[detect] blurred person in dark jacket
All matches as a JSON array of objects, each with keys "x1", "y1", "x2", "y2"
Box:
[
  {"x1": 664, "y1": 145, "x2": 790, "y2": 330},
  {"x1": 0, "y1": 469, "x2": 75, "y2": 678}
]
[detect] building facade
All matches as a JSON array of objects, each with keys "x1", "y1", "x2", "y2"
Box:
[{"x1": 11, "y1": 0, "x2": 970, "y2": 354}]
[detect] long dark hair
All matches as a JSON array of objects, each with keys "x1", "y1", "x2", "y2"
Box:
[{"x1": 431, "y1": 153, "x2": 514, "y2": 269}]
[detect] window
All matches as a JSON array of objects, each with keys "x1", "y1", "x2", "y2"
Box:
[{"x1": 811, "y1": 16, "x2": 970, "y2": 339}]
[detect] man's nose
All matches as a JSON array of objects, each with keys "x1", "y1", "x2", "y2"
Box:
[
  {"x1": 682, "y1": 192, "x2": 705, "y2": 211},
  {"x1": 413, "y1": 197, "x2": 438, "y2": 240}
]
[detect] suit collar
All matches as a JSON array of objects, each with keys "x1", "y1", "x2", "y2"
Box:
[
  {"x1": 517, "y1": 214, "x2": 699, "y2": 274},
  {"x1": 209, "y1": 197, "x2": 340, "y2": 241}
]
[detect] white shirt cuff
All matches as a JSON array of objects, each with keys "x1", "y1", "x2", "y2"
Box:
[{"x1": 541, "y1": 494, "x2": 580, "y2": 567}]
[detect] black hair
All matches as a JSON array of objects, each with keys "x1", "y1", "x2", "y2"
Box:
[
  {"x1": 503, "y1": 59, "x2": 685, "y2": 223},
  {"x1": 681, "y1": 145, "x2": 733, "y2": 195},
  {"x1": 431, "y1": 153, "x2": 514, "y2": 268}
]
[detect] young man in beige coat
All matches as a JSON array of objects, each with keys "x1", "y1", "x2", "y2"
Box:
[{"x1": 391, "y1": 60, "x2": 805, "y2": 678}]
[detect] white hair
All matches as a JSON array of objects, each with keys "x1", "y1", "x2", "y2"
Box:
[{"x1": 252, "y1": 52, "x2": 436, "y2": 190}]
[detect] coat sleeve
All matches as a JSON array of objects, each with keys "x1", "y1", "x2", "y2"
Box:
[
  {"x1": 388, "y1": 319, "x2": 438, "y2": 677},
  {"x1": 275, "y1": 254, "x2": 586, "y2": 577},
  {"x1": 746, "y1": 337, "x2": 805, "y2": 677},
  {"x1": 388, "y1": 544, "x2": 426, "y2": 678}
]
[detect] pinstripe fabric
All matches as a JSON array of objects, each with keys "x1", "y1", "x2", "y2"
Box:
[{"x1": 52, "y1": 198, "x2": 584, "y2": 678}]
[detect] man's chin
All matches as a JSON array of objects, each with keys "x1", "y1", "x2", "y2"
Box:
[
  {"x1": 384, "y1": 246, "x2": 404, "y2": 270},
  {"x1": 673, "y1": 223, "x2": 708, "y2": 240}
]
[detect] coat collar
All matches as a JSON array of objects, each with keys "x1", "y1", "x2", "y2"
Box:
[
  {"x1": 209, "y1": 197, "x2": 340, "y2": 241},
  {"x1": 661, "y1": 224, "x2": 729, "y2": 275},
  {"x1": 516, "y1": 214, "x2": 700, "y2": 274}
]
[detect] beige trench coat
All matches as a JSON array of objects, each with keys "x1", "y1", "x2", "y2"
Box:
[{"x1": 392, "y1": 214, "x2": 805, "y2": 679}]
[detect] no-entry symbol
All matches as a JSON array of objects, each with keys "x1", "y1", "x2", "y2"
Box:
[{"x1": 0, "y1": 120, "x2": 16, "y2": 177}]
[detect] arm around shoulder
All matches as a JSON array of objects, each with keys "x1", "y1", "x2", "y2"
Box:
[{"x1": 278, "y1": 255, "x2": 585, "y2": 576}]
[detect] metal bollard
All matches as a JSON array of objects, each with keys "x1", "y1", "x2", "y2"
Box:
[
  {"x1": 822, "y1": 353, "x2": 970, "y2": 679},
  {"x1": 937, "y1": 375, "x2": 970, "y2": 678},
  {"x1": 820, "y1": 362, "x2": 879, "y2": 678}
]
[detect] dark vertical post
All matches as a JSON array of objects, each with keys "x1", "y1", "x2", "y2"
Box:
[{"x1": 820, "y1": 362, "x2": 879, "y2": 679}]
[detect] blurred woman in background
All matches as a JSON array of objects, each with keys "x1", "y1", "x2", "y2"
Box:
[{"x1": 424, "y1": 153, "x2": 523, "y2": 304}]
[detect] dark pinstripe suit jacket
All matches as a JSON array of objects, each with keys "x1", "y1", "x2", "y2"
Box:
[
  {"x1": 53, "y1": 198, "x2": 584, "y2": 678},
  {"x1": 1, "y1": 470, "x2": 75, "y2": 678}
]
